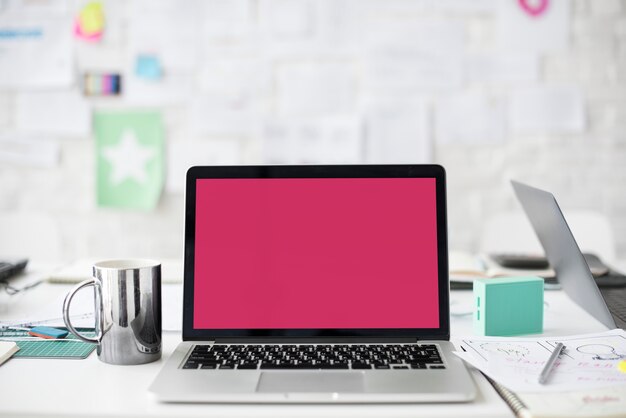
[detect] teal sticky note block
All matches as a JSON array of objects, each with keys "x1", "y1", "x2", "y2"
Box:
[
  {"x1": 29, "y1": 326, "x2": 69, "y2": 339},
  {"x1": 473, "y1": 276, "x2": 544, "y2": 336},
  {"x1": 135, "y1": 55, "x2": 162, "y2": 80}
]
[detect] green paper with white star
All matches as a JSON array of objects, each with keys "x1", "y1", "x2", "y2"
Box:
[{"x1": 94, "y1": 111, "x2": 164, "y2": 210}]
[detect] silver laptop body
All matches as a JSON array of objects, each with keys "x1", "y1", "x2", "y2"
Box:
[
  {"x1": 512, "y1": 180, "x2": 623, "y2": 329},
  {"x1": 150, "y1": 165, "x2": 476, "y2": 403}
]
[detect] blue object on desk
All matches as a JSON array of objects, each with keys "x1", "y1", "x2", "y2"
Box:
[
  {"x1": 473, "y1": 276, "x2": 544, "y2": 336},
  {"x1": 29, "y1": 326, "x2": 69, "y2": 339}
]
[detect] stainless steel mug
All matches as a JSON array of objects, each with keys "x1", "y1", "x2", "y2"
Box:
[{"x1": 63, "y1": 259, "x2": 162, "y2": 365}]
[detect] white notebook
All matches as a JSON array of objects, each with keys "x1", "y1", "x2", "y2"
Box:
[
  {"x1": 486, "y1": 375, "x2": 626, "y2": 418},
  {"x1": 0, "y1": 341, "x2": 19, "y2": 366},
  {"x1": 47, "y1": 258, "x2": 183, "y2": 284}
]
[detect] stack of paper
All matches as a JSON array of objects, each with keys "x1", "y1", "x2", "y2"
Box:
[
  {"x1": 455, "y1": 330, "x2": 626, "y2": 417},
  {"x1": 455, "y1": 330, "x2": 626, "y2": 393}
]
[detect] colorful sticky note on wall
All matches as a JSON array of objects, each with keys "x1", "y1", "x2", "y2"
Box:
[
  {"x1": 75, "y1": 2, "x2": 105, "y2": 42},
  {"x1": 84, "y1": 73, "x2": 122, "y2": 96},
  {"x1": 94, "y1": 111, "x2": 164, "y2": 210},
  {"x1": 135, "y1": 55, "x2": 162, "y2": 80},
  {"x1": 518, "y1": 0, "x2": 549, "y2": 17}
]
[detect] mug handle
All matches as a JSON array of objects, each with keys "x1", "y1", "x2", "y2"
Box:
[{"x1": 62, "y1": 278, "x2": 101, "y2": 344}]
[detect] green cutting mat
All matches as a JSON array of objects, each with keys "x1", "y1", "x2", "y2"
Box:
[{"x1": 0, "y1": 328, "x2": 97, "y2": 359}]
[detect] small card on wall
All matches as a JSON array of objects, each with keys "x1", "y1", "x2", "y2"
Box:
[{"x1": 94, "y1": 111, "x2": 164, "y2": 210}]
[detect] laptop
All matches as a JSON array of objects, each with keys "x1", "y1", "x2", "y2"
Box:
[
  {"x1": 150, "y1": 165, "x2": 476, "y2": 403},
  {"x1": 512, "y1": 180, "x2": 626, "y2": 330}
]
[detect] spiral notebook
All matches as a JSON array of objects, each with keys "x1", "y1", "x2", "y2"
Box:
[{"x1": 455, "y1": 330, "x2": 626, "y2": 418}]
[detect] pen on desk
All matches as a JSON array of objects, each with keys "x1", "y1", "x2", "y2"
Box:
[{"x1": 538, "y1": 342, "x2": 565, "y2": 384}]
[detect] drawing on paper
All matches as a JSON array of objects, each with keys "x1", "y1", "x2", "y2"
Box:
[
  {"x1": 478, "y1": 342, "x2": 530, "y2": 358},
  {"x1": 576, "y1": 344, "x2": 626, "y2": 361}
]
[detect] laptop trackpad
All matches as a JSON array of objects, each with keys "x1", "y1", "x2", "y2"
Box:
[{"x1": 257, "y1": 372, "x2": 364, "y2": 393}]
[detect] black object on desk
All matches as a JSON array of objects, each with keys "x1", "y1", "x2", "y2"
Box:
[
  {"x1": 489, "y1": 252, "x2": 626, "y2": 286},
  {"x1": 0, "y1": 258, "x2": 28, "y2": 282},
  {"x1": 450, "y1": 252, "x2": 626, "y2": 290},
  {"x1": 489, "y1": 253, "x2": 549, "y2": 269}
]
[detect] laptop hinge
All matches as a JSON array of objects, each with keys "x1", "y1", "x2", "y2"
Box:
[{"x1": 212, "y1": 337, "x2": 418, "y2": 344}]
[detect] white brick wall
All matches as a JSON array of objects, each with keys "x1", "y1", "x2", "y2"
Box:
[{"x1": 1, "y1": 0, "x2": 625, "y2": 263}]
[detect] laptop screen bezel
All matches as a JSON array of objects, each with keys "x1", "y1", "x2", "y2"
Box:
[{"x1": 182, "y1": 165, "x2": 450, "y2": 341}]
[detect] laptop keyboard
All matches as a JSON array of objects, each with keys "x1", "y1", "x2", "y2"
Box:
[
  {"x1": 601, "y1": 287, "x2": 626, "y2": 322},
  {"x1": 182, "y1": 344, "x2": 444, "y2": 370}
]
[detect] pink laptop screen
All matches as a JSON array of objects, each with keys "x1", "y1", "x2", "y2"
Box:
[{"x1": 193, "y1": 177, "x2": 439, "y2": 329}]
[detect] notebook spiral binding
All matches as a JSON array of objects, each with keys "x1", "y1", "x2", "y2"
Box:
[{"x1": 483, "y1": 373, "x2": 532, "y2": 418}]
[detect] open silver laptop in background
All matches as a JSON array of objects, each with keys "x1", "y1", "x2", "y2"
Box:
[
  {"x1": 150, "y1": 165, "x2": 476, "y2": 403},
  {"x1": 512, "y1": 180, "x2": 625, "y2": 330}
]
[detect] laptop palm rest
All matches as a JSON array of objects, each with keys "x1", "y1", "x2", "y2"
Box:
[{"x1": 257, "y1": 372, "x2": 365, "y2": 393}]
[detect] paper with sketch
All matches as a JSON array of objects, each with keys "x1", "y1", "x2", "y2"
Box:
[
  {"x1": 456, "y1": 330, "x2": 626, "y2": 393},
  {"x1": 365, "y1": 100, "x2": 431, "y2": 164},
  {"x1": 0, "y1": 94, "x2": 9, "y2": 127},
  {"x1": 360, "y1": 0, "x2": 495, "y2": 16},
  {"x1": 259, "y1": 0, "x2": 314, "y2": 39},
  {"x1": 497, "y1": 0, "x2": 569, "y2": 53},
  {"x1": 276, "y1": 61, "x2": 357, "y2": 117},
  {"x1": 435, "y1": 94, "x2": 505, "y2": 144},
  {"x1": 0, "y1": 0, "x2": 73, "y2": 88},
  {"x1": 509, "y1": 86, "x2": 585, "y2": 134},
  {"x1": 16, "y1": 90, "x2": 90, "y2": 137},
  {"x1": 520, "y1": 385, "x2": 626, "y2": 418},
  {"x1": 0, "y1": 134, "x2": 60, "y2": 168},
  {"x1": 262, "y1": 119, "x2": 361, "y2": 165},
  {"x1": 467, "y1": 53, "x2": 539, "y2": 84},
  {"x1": 364, "y1": 19, "x2": 465, "y2": 54},
  {"x1": 128, "y1": 0, "x2": 199, "y2": 72},
  {"x1": 125, "y1": 73, "x2": 193, "y2": 106},
  {"x1": 188, "y1": 93, "x2": 259, "y2": 136},
  {"x1": 202, "y1": 0, "x2": 251, "y2": 41},
  {"x1": 198, "y1": 54, "x2": 271, "y2": 96},
  {"x1": 365, "y1": 50, "x2": 463, "y2": 95}
]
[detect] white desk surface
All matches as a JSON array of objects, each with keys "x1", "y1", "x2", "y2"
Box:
[{"x1": 0, "y1": 263, "x2": 610, "y2": 418}]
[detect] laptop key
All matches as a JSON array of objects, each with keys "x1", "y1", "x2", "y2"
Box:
[
  {"x1": 411, "y1": 363, "x2": 427, "y2": 369},
  {"x1": 189, "y1": 354, "x2": 216, "y2": 361},
  {"x1": 238, "y1": 363, "x2": 259, "y2": 369},
  {"x1": 318, "y1": 363, "x2": 349, "y2": 369},
  {"x1": 200, "y1": 364, "x2": 217, "y2": 369},
  {"x1": 183, "y1": 363, "x2": 199, "y2": 369},
  {"x1": 351, "y1": 363, "x2": 371, "y2": 369}
]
